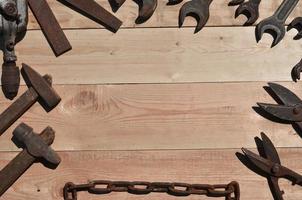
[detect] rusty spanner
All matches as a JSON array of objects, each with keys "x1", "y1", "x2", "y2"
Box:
[
  {"x1": 291, "y1": 58, "x2": 302, "y2": 82},
  {"x1": 179, "y1": 0, "x2": 213, "y2": 33},
  {"x1": 235, "y1": 0, "x2": 261, "y2": 26},
  {"x1": 255, "y1": 0, "x2": 299, "y2": 47},
  {"x1": 228, "y1": 0, "x2": 244, "y2": 6},
  {"x1": 288, "y1": 17, "x2": 302, "y2": 40},
  {"x1": 110, "y1": 0, "x2": 157, "y2": 24}
]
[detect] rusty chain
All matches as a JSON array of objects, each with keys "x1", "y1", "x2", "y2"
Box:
[{"x1": 63, "y1": 180, "x2": 240, "y2": 200}]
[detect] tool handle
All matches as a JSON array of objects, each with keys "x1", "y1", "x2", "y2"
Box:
[
  {"x1": 0, "y1": 127, "x2": 54, "y2": 197},
  {"x1": 0, "y1": 87, "x2": 38, "y2": 135},
  {"x1": 27, "y1": 0, "x2": 72, "y2": 56},
  {"x1": 294, "y1": 122, "x2": 302, "y2": 134},
  {"x1": 284, "y1": 167, "x2": 302, "y2": 186},
  {"x1": 1, "y1": 62, "x2": 20, "y2": 100},
  {"x1": 0, "y1": 148, "x2": 35, "y2": 197},
  {"x1": 275, "y1": 0, "x2": 299, "y2": 22},
  {"x1": 58, "y1": 0, "x2": 122, "y2": 33}
]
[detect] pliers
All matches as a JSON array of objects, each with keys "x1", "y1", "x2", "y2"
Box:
[
  {"x1": 257, "y1": 82, "x2": 302, "y2": 132},
  {"x1": 240, "y1": 132, "x2": 302, "y2": 200}
]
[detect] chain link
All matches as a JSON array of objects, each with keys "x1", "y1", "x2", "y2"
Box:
[{"x1": 63, "y1": 180, "x2": 240, "y2": 200}]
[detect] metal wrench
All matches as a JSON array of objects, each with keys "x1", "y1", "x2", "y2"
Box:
[
  {"x1": 228, "y1": 0, "x2": 244, "y2": 6},
  {"x1": 255, "y1": 0, "x2": 299, "y2": 47},
  {"x1": 179, "y1": 0, "x2": 213, "y2": 33},
  {"x1": 287, "y1": 17, "x2": 302, "y2": 40},
  {"x1": 235, "y1": 0, "x2": 261, "y2": 26},
  {"x1": 110, "y1": 0, "x2": 157, "y2": 24},
  {"x1": 291, "y1": 58, "x2": 302, "y2": 82}
]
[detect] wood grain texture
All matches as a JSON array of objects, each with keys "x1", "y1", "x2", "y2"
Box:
[
  {"x1": 0, "y1": 148, "x2": 301, "y2": 200},
  {"x1": 0, "y1": 82, "x2": 301, "y2": 151},
  {"x1": 15, "y1": 27, "x2": 302, "y2": 85},
  {"x1": 27, "y1": 0, "x2": 302, "y2": 29}
]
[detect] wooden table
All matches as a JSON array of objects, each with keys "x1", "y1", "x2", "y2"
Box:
[{"x1": 0, "y1": 0, "x2": 302, "y2": 199}]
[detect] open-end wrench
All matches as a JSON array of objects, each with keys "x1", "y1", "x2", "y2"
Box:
[
  {"x1": 291, "y1": 58, "x2": 302, "y2": 82},
  {"x1": 167, "y1": 0, "x2": 183, "y2": 5},
  {"x1": 235, "y1": 0, "x2": 261, "y2": 26},
  {"x1": 288, "y1": 17, "x2": 302, "y2": 40},
  {"x1": 255, "y1": 0, "x2": 299, "y2": 47},
  {"x1": 179, "y1": 0, "x2": 213, "y2": 33},
  {"x1": 110, "y1": 0, "x2": 157, "y2": 24}
]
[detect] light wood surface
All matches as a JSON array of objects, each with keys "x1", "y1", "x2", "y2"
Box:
[
  {"x1": 1, "y1": 0, "x2": 302, "y2": 199},
  {"x1": 0, "y1": 149, "x2": 302, "y2": 200},
  {"x1": 16, "y1": 28, "x2": 302, "y2": 84},
  {"x1": 0, "y1": 82, "x2": 301, "y2": 151}
]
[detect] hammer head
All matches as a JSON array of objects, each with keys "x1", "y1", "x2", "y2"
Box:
[
  {"x1": 21, "y1": 63, "x2": 61, "y2": 110},
  {"x1": 13, "y1": 123, "x2": 61, "y2": 165}
]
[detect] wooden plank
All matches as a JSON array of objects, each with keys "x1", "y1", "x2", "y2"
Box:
[
  {"x1": 0, "y1": 148, "x2": 301, "y2": 199},
  {"x1": 27, "y1": 0, "x2": 302, "y2": 29},
  {"x1": 0, "y1": 82, "x2": 301, "y2": 151},
  {"x1": 16, "y1": 28, "x2": 301, "y2": 84}
]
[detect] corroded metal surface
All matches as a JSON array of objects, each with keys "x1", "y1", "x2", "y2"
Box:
[
  {"x1": 28, "y1": 0, "x2": 72, "y2": 56},
  {"x1": 0, "y1": 0, "x2": 28, "y2": 99},
  {"x1": 255, "y1": 0, "x2": 299, "y2": 47},
  {"x1": 179, "y1": 0, "x2": 213, "y2": 33},
  {"x1": 240, "y1": 133, "x2": 302, "y2": 200},
  {"x1": 64, "y1": 180, "x2": 240, "y2": 200},
  {"x1": 0, "y1": 64, "x2": 61, "y2": 136},
  {"x1": 58, "y1": 0, "x2": 122, "y2": 33}
]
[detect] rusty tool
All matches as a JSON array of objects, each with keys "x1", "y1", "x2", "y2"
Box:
[
  {"x1": 167, "y1": 0, "x2": 183, "y2": 5},
  {"x1": 288, "y1": 17, "x2": 302, "y2": 40},
  {"x1": 64, "y1": 180, "x2": 240, "y2": 200},
  {"x1": 27, "y1": 0, "x2": 72, "y2": 56},
  {"x1": 0, "y1": 63, "x2": 61, "y2": 136},
  {"x1": 57, "y1": 0, "x2": 122, "y2": 33},
  {"x1": 0, "y1": 123, "x2": 61, "y2": 197},
  {"x1": 110, "y1": 0, "x2": 157, "y2": 24},
  {"x1": 291, "y1": 58, "x2": 302, "y2": 82},
  {"x1": 179, "y1": 0, "x2": 213, "y2": 33},
  {"x1": 0, "y1": 0, "x2": 28, "y2": 100},
  {"x1": 255, "y1": 0, "x2": 299, "y2": 47},
  {"x1": 228, "y1": 0, "x2": 244, "y2": 6},
  {"x1": 257, "y1": 82, "x2": 302, "y2": 132},
  {"x1": 240, "y1": 132, "x2": 302, "y2": 200},
  {"x1": 234, "y1": 0, "x2": 261, "y2": 26}
]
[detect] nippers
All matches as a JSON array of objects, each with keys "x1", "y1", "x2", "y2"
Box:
[
  {"x1": 288, "y1": 17, "x2": 302, "y2": 40},
  {"x1": 240, "y1": 132, "x2": 302, "y2": 200},
  {"x1": 257, "y1": 82, "x2": 302, "y2": 132}
]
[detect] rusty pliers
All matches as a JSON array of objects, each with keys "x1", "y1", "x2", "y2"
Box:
[
  {"x1": 240, "y1": 132, "x2": 302, "y2": 200},
  {"x1": 257, "y1": 82, "x2": 302, "y2": 132}
]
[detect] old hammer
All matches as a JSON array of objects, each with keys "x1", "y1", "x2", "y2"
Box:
[
  {"x1": 0, "y1": 123, "x2": 61, "y2": 197},
  {"x1": 0, "y1": 63, "x2": 61, "y2": 136}
]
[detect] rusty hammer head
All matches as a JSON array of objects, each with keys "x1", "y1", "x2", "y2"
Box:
[
  {"x1": 21, "y1": 63, "x2": 61, "y2": 110},
  {"x1": 13, "y1": 123, "x2": 61, "y2": 165}
]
